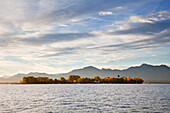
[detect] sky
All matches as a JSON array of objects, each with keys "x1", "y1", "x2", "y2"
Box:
[{"x1": 0, "y1": 0, "x2": 170, "y2": 76}]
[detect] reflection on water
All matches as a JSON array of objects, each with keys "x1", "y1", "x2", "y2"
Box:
[{"x1": 0, "y1": 84, "x2": 170, "y2": 113}]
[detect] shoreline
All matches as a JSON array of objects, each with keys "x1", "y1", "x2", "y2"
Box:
[{"x1": 0, "y1": 82, "x2": 170, "y2": 84}]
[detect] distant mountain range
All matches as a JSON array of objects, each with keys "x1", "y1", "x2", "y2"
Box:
[{"x1": 0, "y1": 63, "x2": 170, "y2": 82}]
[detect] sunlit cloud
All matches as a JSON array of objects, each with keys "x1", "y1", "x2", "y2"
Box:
[
  {"x1": 0, "y1": 0, "x2": 169, "y2": 76},
  {"x1": 99, "y1": 12, "x2": 113, "y2": 15}
]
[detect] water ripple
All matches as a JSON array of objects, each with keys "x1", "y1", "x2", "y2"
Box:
[{"x1": 0, "y1": 84, "x2": 170, "y2": 113}]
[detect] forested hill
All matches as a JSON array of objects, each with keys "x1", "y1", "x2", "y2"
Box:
[{"x1": 0, "y1": 63, "x2": 170, "y2": 82}]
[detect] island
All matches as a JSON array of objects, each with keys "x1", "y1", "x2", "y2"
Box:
[{"x1": 20, "y1": 75, "x2": 144, "y2": 84}]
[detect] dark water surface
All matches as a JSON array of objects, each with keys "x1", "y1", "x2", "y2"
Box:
[{"x1": 0, "y1": 84, "x2": 170, "y2": 113}]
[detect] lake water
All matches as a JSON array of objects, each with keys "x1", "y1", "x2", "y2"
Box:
[{"x1": 0, "y1": 84, "x2": 170, "y2": 113}]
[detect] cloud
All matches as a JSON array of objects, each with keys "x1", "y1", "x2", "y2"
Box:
[
  {"x1": 40, "y1": 47, "x2": 81, "y2": 58},
  {"x1": 128, "y1": 11, "x2": 170, "y2": 23},
  {"x1": 59, "y1": 24, "x2": 68, "y2": 27},
  {"x1": 96, "y1": 28, "x2": 170, "y2": 52},
  {"x1": 0, "y1": 0, "x2": 143, "y2": 34},
  {"x1": 90, "y1": 13, "x2": 170, "y2": 52},
  {"x1": 99, "y1": 12, "x2": 113, "y2": 15},
  {"x1": 114, "y1": 6, "x2": 123, "y2": 10},
  {"x1": 0, "y1": 32, "x2": 94, "y2": 48},
  {"x1": 19, "y1": 32, "x2": 94, "y2": 45},
  {"x1": 111, "y1": 11, "x2": 170, "y2": 30},
  {"x1": 35, "y1": 18, "x2": 170, "y2": 58},
  {"x1": 0, "y1": 0, "x2": 170, "y2": 76},
  {"x1": 128, "y1": 16, "x2": 154, "y2": 23},
  {"x1": 0, "y1": 59, "x2": 61, "y2": 75},
  {"x1": 41, "y1": 51, "x2": 74, "y2": 58},
  {"x1": 113, "y1": 20, "x2": 170, "y2": 35}
]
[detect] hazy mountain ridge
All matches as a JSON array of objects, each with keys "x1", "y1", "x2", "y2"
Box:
[{"x1": 0, "y1": 64, "x2": 170, "y2": 82}]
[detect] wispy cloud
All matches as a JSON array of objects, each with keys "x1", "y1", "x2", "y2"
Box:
[
  {"x1": 99, "y1": 12, "x2": 113, "y2": 15},
  {"x1": 0, "y1": 0, "x2": 169, "y2": 76},
  {"x1": 113, "y1": 20, "x2": 170, "y2": 35},
  {"x1": 19, "y1": 33, "x2": 94, "y2": 45}
]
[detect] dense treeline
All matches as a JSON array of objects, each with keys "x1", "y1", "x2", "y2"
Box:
[{"x1": 20, "y1": 75, "x2": 144, "y2": 84}]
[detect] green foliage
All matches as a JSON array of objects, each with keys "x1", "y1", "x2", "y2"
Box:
[{"x1": 60, "y1": 77, "x2": 66, "y2": 83}]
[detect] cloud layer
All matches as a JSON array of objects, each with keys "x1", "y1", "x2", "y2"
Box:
[{"x1": 0, "y1": 0, "x2": 169, "y2": 76}]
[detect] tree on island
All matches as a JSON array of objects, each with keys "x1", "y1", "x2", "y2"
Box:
[
  {"x1": 60, "y1": 77, "x2": 66, "y2": 83},
  {"x1": 68, "y1": 75, "x2": 80, "y2": 82},
  {"x1": 94, "y1": 76, "x2": 100, "y2": 81},
  {"x1": 20, "y1": 75, "x2": 144, "y2": 84}
]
